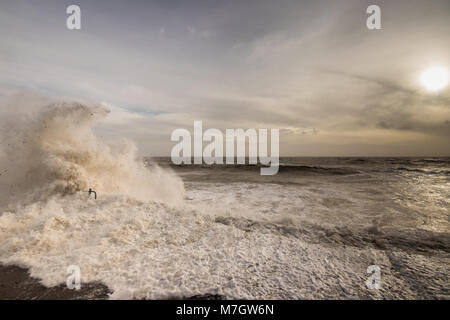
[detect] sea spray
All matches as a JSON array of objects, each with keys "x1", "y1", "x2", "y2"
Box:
[{"x1": 0, "y1": 101, "x2": 184, "y2": 209}]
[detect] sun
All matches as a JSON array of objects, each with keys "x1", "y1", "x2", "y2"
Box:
[{"x1": 420, "y1": 66, "x2": 449, "y2": 92}]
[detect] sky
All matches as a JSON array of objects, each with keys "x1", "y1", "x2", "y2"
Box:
[{"x1": 0, "y1": 0, "x2": 449, "y2": 156}]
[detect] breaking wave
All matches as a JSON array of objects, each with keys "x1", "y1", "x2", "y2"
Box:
[{"x1": 0, "y1": 102, "x2": 184, "y2": 209}]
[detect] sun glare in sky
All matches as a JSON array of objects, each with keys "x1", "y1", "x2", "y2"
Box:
[{"x1": 420, "y1": 66, "x2": 449, "y2": 92}]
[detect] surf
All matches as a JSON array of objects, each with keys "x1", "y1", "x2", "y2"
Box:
[{"x1": 0, "y1": 101, "x2": 185, "y2": 209}]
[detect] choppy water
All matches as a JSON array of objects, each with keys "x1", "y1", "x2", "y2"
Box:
[
  {"x1": 169, "y1": 157, "x2": 450, "y2": 234},
  {"x1": 144, "y1": 156, "x2": 449, "y2": 299}
]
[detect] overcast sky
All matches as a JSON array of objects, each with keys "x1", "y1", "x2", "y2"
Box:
[{"x1": 1, "y1": 0, "x2": 449, "y2": 156}]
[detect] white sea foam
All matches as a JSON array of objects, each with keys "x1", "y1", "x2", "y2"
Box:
[
  {"x1": 1, "y1": 181, "x2": 448, "y2": 299},
  {"x1": 0, "y1": 191, "x2": 399, "y2": 299}
]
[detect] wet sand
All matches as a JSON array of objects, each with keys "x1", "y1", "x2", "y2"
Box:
[
  {"x1": 0, "y1": 265, "x2": 226, "y2": 300},
  {"x1": 0, "y1": 264, "x2": 111, "y2": 300}
]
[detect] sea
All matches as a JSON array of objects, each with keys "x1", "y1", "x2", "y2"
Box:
[{"x1": 0, "y1": 104, "x2": 448, "y2": 299}]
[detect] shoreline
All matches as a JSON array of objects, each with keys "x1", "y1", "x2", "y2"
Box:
[
  {"x1": 0, "y1": 264, "x2": 111, "y2": 300},
  {"x1": 0, "y1": 264, "x2": 226, "y2": 300}
]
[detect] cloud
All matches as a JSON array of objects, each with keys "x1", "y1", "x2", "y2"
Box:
[
  {"x1": 99, "y1": 102, "x2": 147, "y2": 126},
  {"x1": 1, "y1": 0, "x2": 450, "y2": 156}
]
